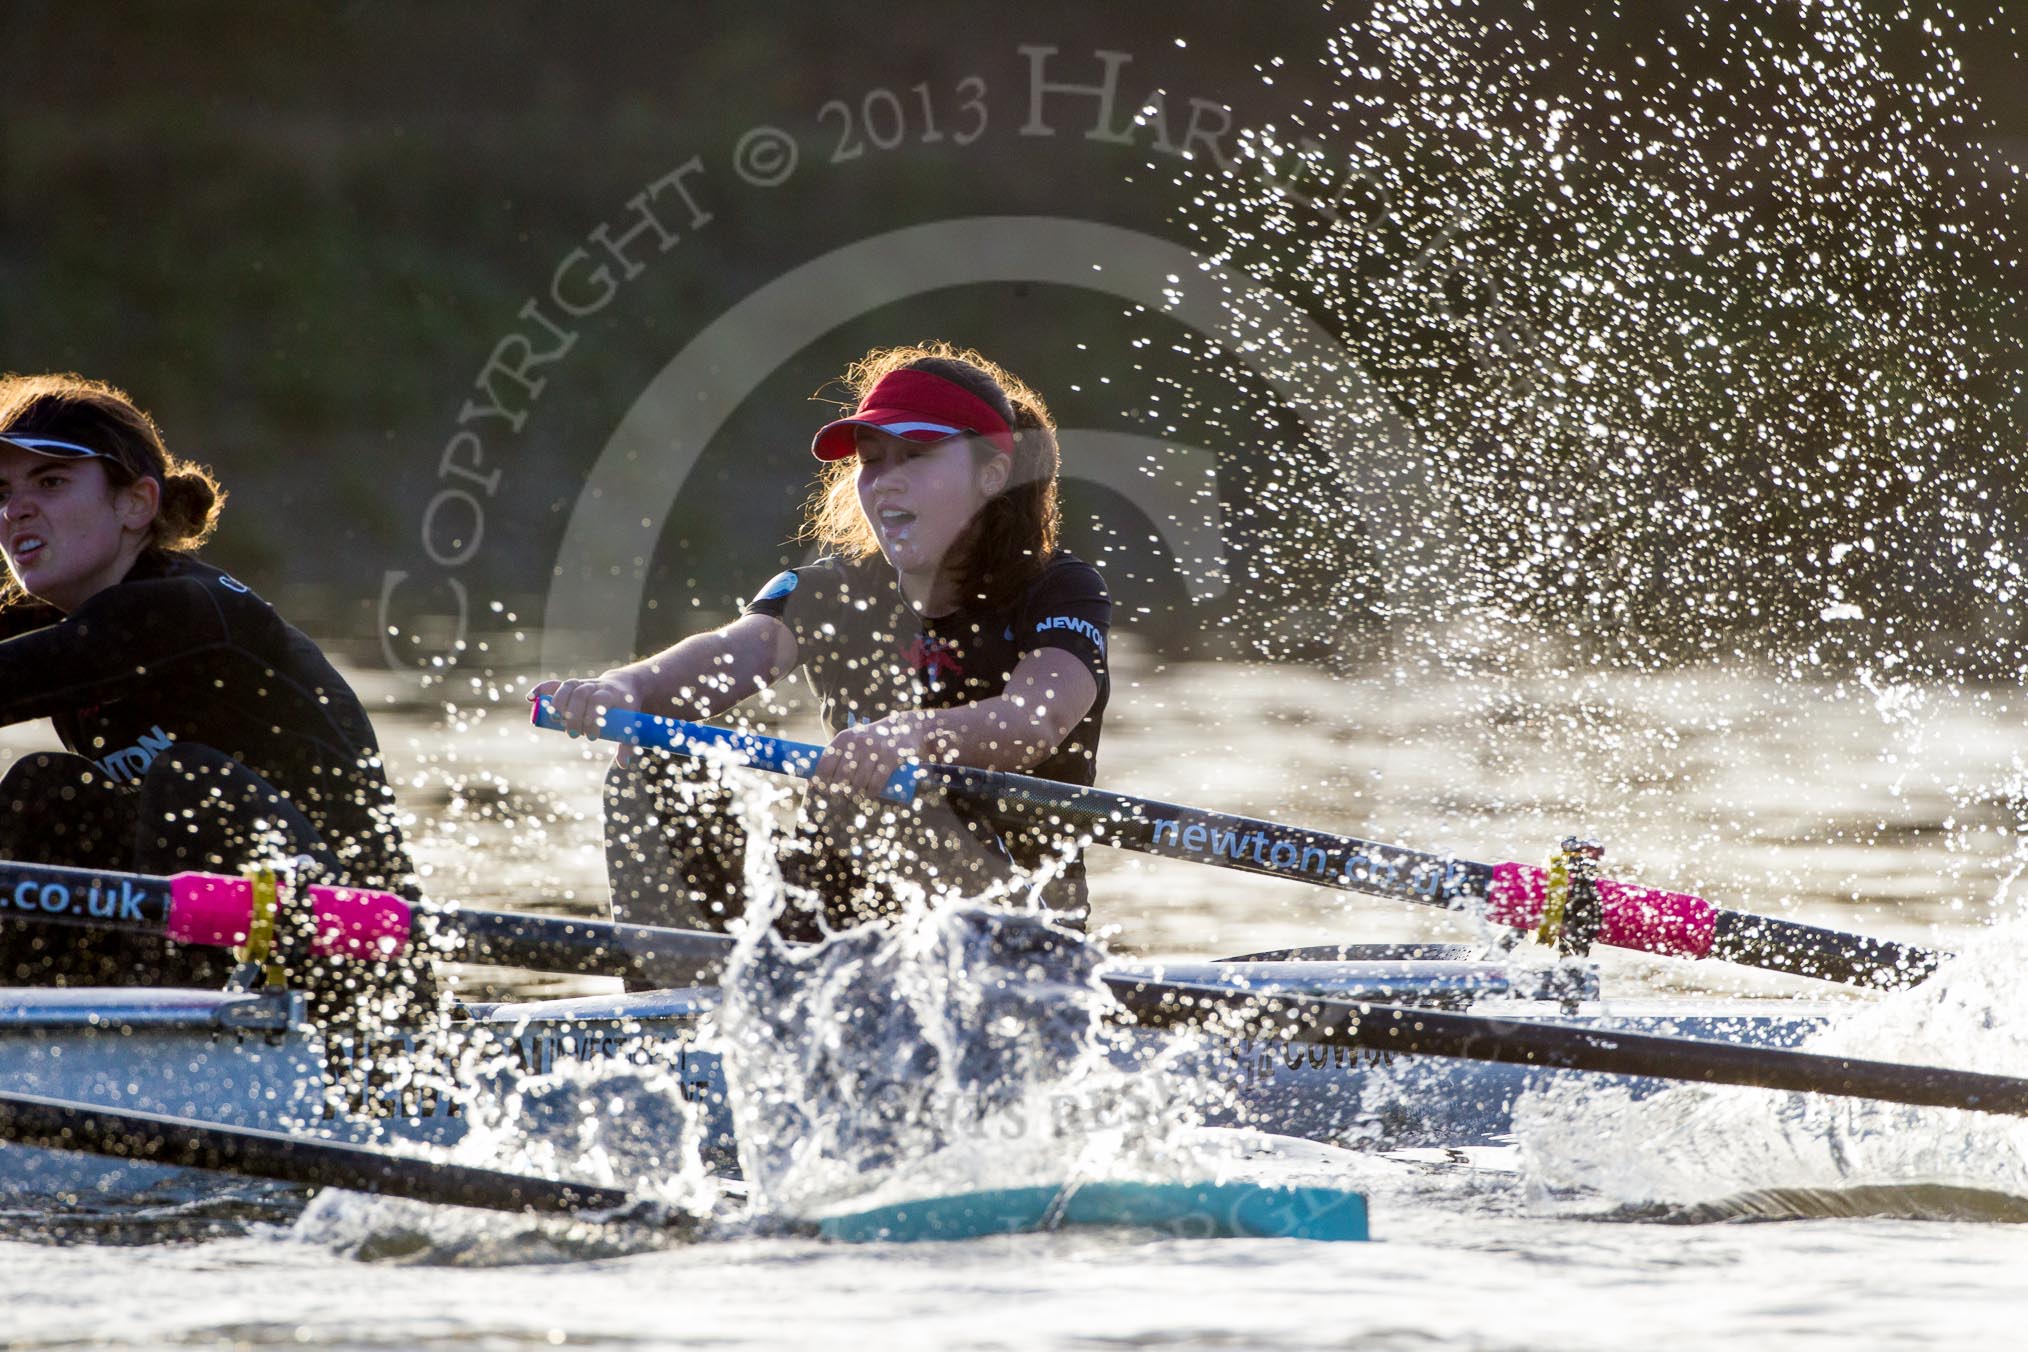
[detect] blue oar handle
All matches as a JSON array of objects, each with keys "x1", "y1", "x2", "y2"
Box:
[
  {"x1": 528, "y1": 697, "x2": 1944, "y2": 989},
  {"x1": 530, "y1": 696, "x2": 925, "y2": 805}
]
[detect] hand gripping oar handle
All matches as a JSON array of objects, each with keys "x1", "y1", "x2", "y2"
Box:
[
  {"x1": 531, "y1": 697, "x2": 924, "y2": 804},
  {"x1": 0, "y1": 860, "x2": 735, "y2": 988},
  {"x1": 533, "y1": 700, "x2": 1946, "y2": 989}
]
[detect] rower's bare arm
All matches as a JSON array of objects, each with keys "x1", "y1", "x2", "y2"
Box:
[
  {"x1": 534, "y1": 614, "x2": 797, "y2": 733},
  {"x1": 811, "y1": 649, "x2": 1096, "y2": 796},
  {"x1": 933, "y1": 649, "x2": 1098, "y2": 772}
]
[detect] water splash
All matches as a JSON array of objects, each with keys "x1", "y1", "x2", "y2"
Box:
[
  {"x1": 452, "y1": 1056, "x2": 713, "y2": 1211},
  {"x1": 714, "y1": 903, "x2": 1213, "y2": 1219},
  {"x1": 1160, "y1": 0, "x2": 2019, "y2": 676},
  {"x1": 1514, "y1": 918, "x2": 2028, "y2": 1217}
]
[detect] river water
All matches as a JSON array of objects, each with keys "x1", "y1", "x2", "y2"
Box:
[{"x1": 5, "y1": 644, "x2": 2028, "y2": 1350}]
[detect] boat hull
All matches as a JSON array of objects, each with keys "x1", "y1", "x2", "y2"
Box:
[
  {"x1": 0, "y1": 969, "x2": 1828, "y2": 1215},
  {"x1": 0, "y1": 986, "x2": 723, "y2": 1214}
]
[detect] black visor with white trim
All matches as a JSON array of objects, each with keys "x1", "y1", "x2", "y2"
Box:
[
  {"x1": 0, "y1": 433, "x2": 109, "y2": 462},
  {"x1": 0, "y1": 431, "x2": 164, "y2": 485}
]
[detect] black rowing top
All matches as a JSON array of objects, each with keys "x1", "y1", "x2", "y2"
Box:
[
  {"x1": 0, "y1": 550, "x2": 412, "y2": 891},
  {"x1": 743, "y1": 550, "x2": 1112, "y2": 915}
]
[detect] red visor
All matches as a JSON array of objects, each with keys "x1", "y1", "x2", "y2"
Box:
[{"x1": 811, "y1": 368, "x2": 1016, "y2": 461}]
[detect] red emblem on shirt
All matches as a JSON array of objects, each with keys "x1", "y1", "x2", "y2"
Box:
[{"x1": 902, "y1": 635, "x2": 965, "y2": 684}]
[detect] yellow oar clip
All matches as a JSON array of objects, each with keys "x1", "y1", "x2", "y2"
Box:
[
  {"x1": 1534, "y1": 850, "x2": 1573, "y2": 947},
  {"x1": 235, "y1": 867, "x2": 286, "y2": 988}
]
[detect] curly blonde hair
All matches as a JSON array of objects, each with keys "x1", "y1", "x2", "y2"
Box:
[{"x1": 801, "y1": 343, "x2": 1061, "y2": 606}]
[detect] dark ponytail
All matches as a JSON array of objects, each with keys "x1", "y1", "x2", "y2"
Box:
[{"x1": 153, "y1": 464, "x2": 226, "y2": 552}]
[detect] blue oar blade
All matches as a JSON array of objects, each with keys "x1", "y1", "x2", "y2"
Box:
[{"x1": 815, "y1": 1180, "x2": 1368, "y2": 1243}]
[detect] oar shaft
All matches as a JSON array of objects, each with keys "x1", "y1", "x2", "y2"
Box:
[
  {"x1": 0, "y1": 860, "x2": 419, "y2": 961},
  {"x1": 9, "y1": 848, "x2": 1994, "y2": 1128},
  {"x1": 0, "y1": 859, "x2": 738, "y2": 986},
  {"x1": 454, "y1": 909, "x2": 730, "y2": 987},
  {"x1": 0, "y1": 862, "x2": 173, "y2": 933},
  {"x1": 947, "y1": 780, "x2": 1942, "y2": 986},
  {"x1": 936, "y1": 766, "x2": 1487, "y2": 906},
  {"x1": 534, "y1": 702, "x2": 1946, "y2": 988},
  {"x1": 1710, "y1": 910, "x2": 1938, "y2": 988},
  {"x1": 0, "y1": 1089, "x2": 635, "y2": 1215},
  {"x1": 1106, "y1": 978, "x2": 2028, "y2": 1117}
]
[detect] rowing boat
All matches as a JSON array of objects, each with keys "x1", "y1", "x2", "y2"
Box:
[
  {"x1": 2, "y1": 704, "x2": 1994, "y2": 1233},
  {"x1": 0, "y1": 947, "x2": 1829, "y2": 1215}
]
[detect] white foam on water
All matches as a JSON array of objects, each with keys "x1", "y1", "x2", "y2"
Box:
[{"x1": 1514, "y1": 917, "x2": 2028, "y2": 1215}]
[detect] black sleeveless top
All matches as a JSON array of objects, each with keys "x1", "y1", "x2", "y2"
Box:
[{"x1": 744, "y1": 551, "x2": 1111, "y2": 911}]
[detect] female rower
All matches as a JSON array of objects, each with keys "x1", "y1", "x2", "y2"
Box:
[
  {"x1": 0, "y1": 373, "x2": 416, "y2": 987},
  {"x1": 537, "y1": 343, "x2": 1110, "y2": 940}
]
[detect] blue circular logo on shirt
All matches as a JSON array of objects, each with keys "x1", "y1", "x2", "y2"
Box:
[{"x1": 754, "y1": 570, "x2": 799, "y2": 603}]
